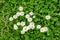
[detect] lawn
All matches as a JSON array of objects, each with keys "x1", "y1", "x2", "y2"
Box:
[{"x1": 0, "y1": 0, "x2": 60, "y2": 40}]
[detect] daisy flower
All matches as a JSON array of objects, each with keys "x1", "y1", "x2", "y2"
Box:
[
  {"x1": 28, "y1": 25, "x2": 35, "y2": 29},
  {"x1": 43, "y1": 27, "x2": 48, "y2": 32},
  {"x1": 25, "y1": 14, "x2": 30, "y2": 19},
  {"x1": 29, "y1": 11, "x2": 34, "y2": 16},
  {"x1": 9, "y1": 17, "x2": 13, "y2": 21},
  {"x1": 31, "y1": 26, "x2": 35, "y2": 29},
  {"x1": 22, "y1": 26, "x2": 28, "y2": 32},
  {"x1": 14, "y1": 24, "x2": 18, "y2": 30},
  {"x1": 20, "y1": 21, "x2": 25, "y2": 26},
  {"x1": 45, "y1": 15, "x2": 51, "y2": 20},
  {"x1": 16, "y1": 12, "x2": 21, "y2": 16},
  {"x1": 13, "y1": 15, "x2": 18, "y2": 19},
  {"x1": 24, "y1": 26, "x2": 30, "y2": 30},
  {"x1": 21, "y1": 30, "x2": 25, "y2": 34},
  {"x1": 27, "y1": 26, "x2": 31, "y2": 30},
  {"x1": 29, "y1": 22, "x2": 35, "y2": 27},
  {"x1": 37, "y1": 25, "x2": 41, "y2": 29},
  {"x1": 33, "y1": 16, "x2": 35, "y2": 18},
  {"x1": 19, "y1": 6, "x2": 23, "y2": 11},
  {"x1": 16, "y1": 12, "x2": 24, "y2": 16},
  {"x1": 40, "y1": 27, "x2": 48, "y2": 32},
  {"x1": 29, "y1": 22, "x2": 35, "y2": 29},
  {"x1": 17, "y1": 22, "x2": 20, "y2": 26},
  {"x1": 20, "y1": 12, "x2": 24, "y2": 16},
  {"x1": 28, "y1": 18, "x2": 32, "y2": 22}
]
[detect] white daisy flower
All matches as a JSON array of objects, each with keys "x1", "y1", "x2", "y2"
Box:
[
  {"x1": 20, "y1": 12, "x2": 24, "y2": 16},
  {"x1": 28, "y1": 18, "x2": 32, "y2": 22},
  {"x1": 16, "y1": 12, "x2": 24, "y2": 16},
  {"x1": 31, "y1": 26, "x2": 35, "y2": 29},
  {"x1": 37, "y1": 25, "x2": 41, "y2": 29},
  {"x1": 21, "y1": 30, "x2": 25, "y2": 34},
  {"x1": 19, "y1": 6, "x2": 23, "y2": 11},
  {"x1": 26, "y1": 26, "x2": 31, "y2": 31},
  {"x1": 9, "y1": 17, "x2": 13, "y2": 21},
  {"x1": 27, "y1": 26, "x2": 30, "y2": 30},
  {"x1": 40, "y1": 28, "x2": 44, "y2": 32},
  {"x1": 16, "y1": 12, "x2": 21, "y2": 16},
  {"x1": 17, "y1": 22, "x2": 20, "y2": 26},
  {"x1": 29, "y1": 12, "x2": 34, "y2": 16},
  {"x1": 33, "y1": 16, "x2": 35, "y2": 18},
  {"x1": 45, "y1": 15, "x2": 51, "y2": 20},
  {"x1": 22, "y1": 26, "x2": 28, "y2": 32},
  {"x1": 29, "y1": 22, "x2": 35, "y2": 27},
  {"x1": 20, "y1": 21, "x2": 25, "y2": 26},
  {"x1": 13, "y1": 15, "x2": 18, "y2": 19},
  {"x1": 29, "y1": 22, "x2": 35, "y2": 29},
  {"x1": 43, "y1": 27, "x2": 48, "y2": 32},
  {"x1": 25, "y1": 14, "x2": 30, "y2": 19},
  {"x1": 26, "y1": 25, "x2": 31, "y2": 30},
  {"x1": 40, "y1": 27, "x2": 48, "y2": 32},
  {"x1": 14, "y1": 24, "x2": 18, "y2": 30},
  {"x1": 28, "y1": 25, "x2": 35, "y2": 29}
]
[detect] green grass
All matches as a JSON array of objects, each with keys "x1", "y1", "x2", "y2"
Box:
[{"x1": 0, "y1": 0, "x2": 60, "y2": 40}]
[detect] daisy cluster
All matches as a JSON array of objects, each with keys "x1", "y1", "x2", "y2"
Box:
[
  {"x1": 25, "y1": 11, "x2": 35, "y2": 22},
  {"x1": 9, "y1": 6, "x2": 24, "y2": 21},
  {"x1": 9, "y1": 6, "x2": 51, "y2": 34}
]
